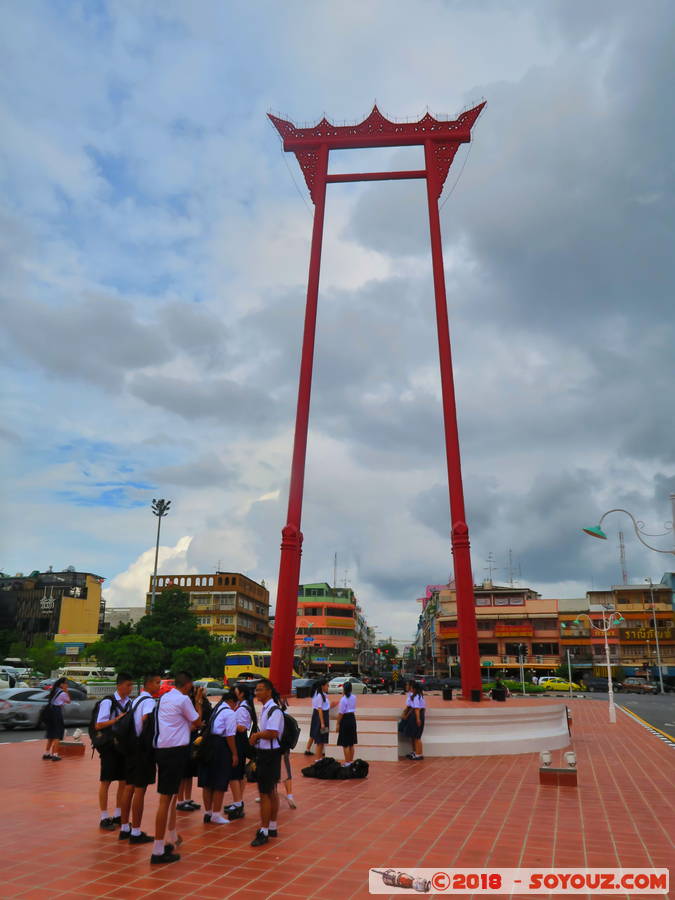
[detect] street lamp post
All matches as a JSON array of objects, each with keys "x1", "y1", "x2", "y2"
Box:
[
  {"x1": 150, "y1": 498, "x2": 171, "y2": 611},
  {"x1": 645, "y1": 578, "x2": 665, "y2": 694},
  {"x1": 573, "y1": 606, "x2": 624, "y2": 723},
  {"x1": 582, "y1": 494, "x2": 675, "y2": 556}
]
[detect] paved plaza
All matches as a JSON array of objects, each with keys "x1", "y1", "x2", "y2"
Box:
[{"x1": 0, "y1": 696, "x2": 673, "y2": 900}]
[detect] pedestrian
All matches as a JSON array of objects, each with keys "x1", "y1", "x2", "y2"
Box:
[
  {"x1": 177, "y1": 687, "x2": 210, "y2": 812},
  {"x1": 249, "y1": 678, "x2": 284, "y2": 847},
  {"x1": 303, "y1": 736, "x2": 315, "y2": 756},
  {"x1": 490, "y1": 677, "x2": 510, "y2": 701},
  {"x1": 532, "y1": 674, "x2": 539, "y2": 685},
  {"x1": 151, "y1": 671, "x2": 204, "y2": 865},
  {"x1": 336, "y1": 679, "x2": 357, "y2": 767},
  {"x1": 119, "y1": 672, "x2": 160, "y2": 844},
  {"x1": 404, "y1": 681, "x2": 425, "y2": 760},
  {"x1": 95, "y1": 672, "x2": 133, "y2": 831},
  {"x1": 198, "y1": 691, "x2": 238, "y2": 826},
  {"x1": 42, "y1": 677, "x2": 70, "y2": 760},
  {"x1": 310, "y1": 678, "x2": 330, "y2": 760},
  {"x1": 226, "y1": 685, "x2": 257, "y2": 820}
]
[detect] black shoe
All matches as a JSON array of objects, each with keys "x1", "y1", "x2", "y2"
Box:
[
  {"x1": 42, "y1": 753, "x2": 51, "y2": 760},
  {"x1": 186, "y1": 800, "x2": 201, "y2": 810},
  {"x1": 129, "y1": 832, "x2": 154, "y2": 844},
  {"x1": 112, "y1": 816, "x2": 121, "y2": 825},
  {"x1": 150, "y1": 850, "x2": 180, "y2": 865},
  {"x1": 176, "y1": 801, "x2": 190, "y2": 811},
  {"x1": 303, "y1": 750, "x2": 313, "y2": 756},
  {"x1": 118, "y1": 829, "x2": 131, "y2": 840},
  {"x1": 226, "y1": 805, "x2": 244, "y2": 820},
  {"x1": 251, "y1": 829, "x2": 269, "y2": 847},
  {"x1": 99, "y1": 818, "x2": 116, "y2": 831},
  {"x1": 268, "y1": 828, "x2": 278, "y2": 837},
  {"x1": 203, "y1": 813, "x2": 211, "y2": 823}
]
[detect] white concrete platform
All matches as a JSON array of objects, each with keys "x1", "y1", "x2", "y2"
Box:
[{"x1": 289, "y1": 703, "x2": 570, "y2": 761}]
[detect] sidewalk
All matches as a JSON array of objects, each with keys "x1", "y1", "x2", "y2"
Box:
[{"x1": 0, "y1": 698, "x2": 672, "y2": 900}]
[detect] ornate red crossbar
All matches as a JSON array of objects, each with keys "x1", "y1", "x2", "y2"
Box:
[{"x1": 268, "y1": 103, "x2": 486, "y2": 701}]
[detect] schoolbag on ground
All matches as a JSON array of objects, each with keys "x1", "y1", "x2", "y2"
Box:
[
  {"x1": 268, "y1": 705, "x2": 300, "y2": 753},
  {"x1": 301, "y1": 756, "x2": 343, "y2": 780},
  {"x1": 349, "y1": 758, "x2": 369, "y2": 779},
  {"x1": 88, "y1": 695, "x2": 122, "y2": 753}
]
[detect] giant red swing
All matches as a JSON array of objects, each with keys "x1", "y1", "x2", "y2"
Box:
[{"x1": 267, "y1": 103, "x2": 486, "y2": 702}]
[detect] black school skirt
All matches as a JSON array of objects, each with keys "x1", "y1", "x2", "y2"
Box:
[
  {"x1": 310, "y1": 708, "x2": 330, "y2": 744},
  {"x1": 403, "y1": 708, "x2": 425, "y2": 740},
  {"x1": 232, "y1": 730, "x2": 248, "y2": 780},
  {"x1": 45, "y1": 705, "x2": 65, "y2": 741},
  {"x1": 197, "y1": 735, "x2": 234, "y2": 792},
  {"x1": 337, "y1": 712, "x2": 357, "y2": 747}
]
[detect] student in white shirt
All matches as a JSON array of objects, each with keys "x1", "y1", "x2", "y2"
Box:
[
  {"x1": 404, "y1": 682, "x2": 426, "y2": 760},
  {"x1": 197, "y1": 691, "x2": 238, "y2": 825},
  {"x1": 249, "y1": 678, "x2": 285, "y2": 847},
  {"x1": 310, "y1": 678, "x2": 331, "y2": 761},
  {"x1": 95, "y1": 672, "x2": 133, "y2": 831},
  {"x1": 42, "y1": 677, "x2": 71, "y2": 761},
  {"x1": 336, "y1": 680, "x2": 358, "y2": 766},
  {"x1": 151, "y1": 672, "x2": 204, "y2": 865},
  {"x1": 118, "y1": 672, "x2": 161, "y2": 845},
  {"x1": 226, "y1": 685, "x2": 257, "y2": 820}
]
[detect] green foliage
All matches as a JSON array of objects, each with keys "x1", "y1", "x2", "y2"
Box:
[
  {"x1": 207, "y1": 640, "x2": 244, "y2": 677},
  {"x1": 171, "y1": 645, "x2": 208, "y2": 677},
  {"x1": 101, "y1": 621, "x2": 134, "y2": 642},
  {"x1": 89, "y1": 634, "x2": 164, "y2": 680},
  {"x1": 26, "y1": 637, "x2": 61, "y2": 676},
  {"x1": 135, "y1": 588, "x2": 210, "y2": 667},
  {"x1": 0, "y1": 629, "x2": 20, "y2": 658}
]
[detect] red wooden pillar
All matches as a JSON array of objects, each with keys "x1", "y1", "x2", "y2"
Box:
[
  {"x1": 424, "y1": 140, "x2": 481, "y2": 702},
  {"x1": 269, "y1": 144, "x2": 329, "y2": 697}
]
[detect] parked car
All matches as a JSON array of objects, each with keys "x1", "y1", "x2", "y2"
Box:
[
  {"x1": 0, "y1": 687, "x2": 96, "y2": 730},
  {"x1": 581, "y1": 677, "x2": 616, "y2": 692},
  {"x1": 327, "y1": 676, "x2": 368, "y2": 694},
  {"x1": 39, "y1": 677, "x2": 88, "y2": 695},
  {"x1": 620, "y1": 677, "x2": 658, "y2": 694},
  {"x1": 362, "y1": 674, "x2": 395, "y2": 693},
  {"x1": 194, "y1": 679, "x2": 223, "y2": 690},
  {"x1": 158, "y1": 678, "x2": 175, "y2": 695},
  {"x1": 659, "y1": 675, "x2": 675, "y2": 693},
  {"x1": 538, "y1": 676, "x2": 582, "y2": 691}
]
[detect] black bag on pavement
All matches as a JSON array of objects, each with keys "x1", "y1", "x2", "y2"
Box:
[{"x1": 349, "y1": 758, "x2": 369, "y2": 779}]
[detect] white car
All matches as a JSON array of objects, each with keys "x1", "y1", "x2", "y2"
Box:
[{"x1": 327, "y1": 676, "x2": 368, "y2": 695}]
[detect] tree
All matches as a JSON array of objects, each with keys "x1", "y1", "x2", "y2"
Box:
[
  {"x1": 171, "y1": 646, "x2": 208, "y2": 677},
  {"x1": 26, "y1": 637, "x2": 61, "y2": 676},
  {"x1": 207, "y1": 640, "x2": 244, "y2": 679},
  {"x1": 135, "y1": 588, "x2": 211, "y2": 667},
  {"x1": 89, "y1": 635, "x2": 164, "y2": 680},
  {"x1": 377, "y1": 642, "x2": 399, "y2": 659},
  {"x1": 100, "y1": 621, "x2": 134, "y2": 643},
  {"x1": 0, "y1": 629, "x2": 20, "y2": 658}
]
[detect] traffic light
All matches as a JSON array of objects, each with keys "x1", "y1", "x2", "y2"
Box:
[{"x1": 376, "y1": 648, "x2": 381, "y2": 656}]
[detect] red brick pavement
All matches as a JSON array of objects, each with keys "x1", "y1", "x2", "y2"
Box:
[{"x1": 0, "y1": 697, "x2": 672, "y2": 900}]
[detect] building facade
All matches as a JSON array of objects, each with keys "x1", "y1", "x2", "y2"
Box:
[
  {"x1": 146, "y1": 571, "x2": 271, "y2": 646},
  {"x1": 295, "y1": 583, "x2": 373, "y2": 673},
  {"x1": 0, "y1": 569, "x2": 105, "y2": 655},
  {"x1": 104, "y1": 607, "x2": 146, "y2": 629}
]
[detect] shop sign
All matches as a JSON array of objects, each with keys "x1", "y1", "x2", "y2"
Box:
[{"x1": 40, "y1": 597, "x2": 55, "y2": 612}]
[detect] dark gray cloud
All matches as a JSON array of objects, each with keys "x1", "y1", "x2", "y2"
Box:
[{"x1": 145, "y1": 454, "x2": 236, "y2": 488}]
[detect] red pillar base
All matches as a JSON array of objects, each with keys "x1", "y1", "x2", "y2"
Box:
[{"x1": 269, "y1": 524, "x2": 303, "y2": 698}]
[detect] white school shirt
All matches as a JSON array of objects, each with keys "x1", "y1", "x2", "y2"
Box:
[
  {"x1": 406, "y1": 694, "x2": 426, "y2": 710},
  {"x1": 51, "y1": 689, "x2": 70, "y2": 707},
  {"x1": 210, "y1": 703, "x2": 237, "y2": 737},
  {"x1": 311, "y1": 692, "x2": 330, "y2": 711},
  {"x1": 132, "y1": 690, "x2": 156, "y2": 737},
  {"x1": 97, "y1": 691, "x2": 131, "y2": 724},
  {"x1": 155, "y1": 688, "x2": 199, "y2": 749},
  {"x1": 258, "y1": 698, "x2": 284, "y2": 750},
  {"x1": 235, "y1": 701, "x2": 253, "y2": 730},
  {"x1": 338, "y1": 695, "x2": 357, "y2": 714}
]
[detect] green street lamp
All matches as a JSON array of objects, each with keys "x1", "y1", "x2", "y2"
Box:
[
  {"x1": 572, "y1": 608, "x2": 624, "y2": 723},
  {"x1": 582, "y1": 494, "x2": 675, "y2": 555}
]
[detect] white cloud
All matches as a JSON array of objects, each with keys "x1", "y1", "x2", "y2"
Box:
[{"x1": 103, "y1": 536, "x2": 194, "y2": 609}]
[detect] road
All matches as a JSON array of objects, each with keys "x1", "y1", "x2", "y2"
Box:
[{"x1": 586, "y1": 691, "x2": 675, "y2": 739}]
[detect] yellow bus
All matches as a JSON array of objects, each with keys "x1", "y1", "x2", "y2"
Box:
[{"x1": 223, "y1": 651, "x2": 299, "y2": 685}]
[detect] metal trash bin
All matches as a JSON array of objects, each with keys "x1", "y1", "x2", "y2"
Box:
[
  {"x1": 471, "y1": 688, "x2": 482, "y2": 702},
  {"x1": 442, "y1": 687, "x2": 453, "y2": 701},
  {"x1": 296, "y1": 685, "x2": 312, "y2": 699}
]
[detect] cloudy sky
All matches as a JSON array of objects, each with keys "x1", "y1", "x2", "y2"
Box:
[{"x1": 2, "y1": 1, "x2": 673, "y2": 639}]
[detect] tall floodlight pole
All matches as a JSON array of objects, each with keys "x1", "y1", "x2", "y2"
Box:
[
  {"x1": 268, "y1": 103, "x2": 485, "y2": 698},
  {"x1": 150, "y1": 498, "x2": 171, "y2": 611},
  {"x1": 645, "y1": 578, "x2": 665, "y2": 694}
]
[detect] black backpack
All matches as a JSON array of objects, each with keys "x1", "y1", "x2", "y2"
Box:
[
  {"x1": 88, "y1": 695, "x2": 126, "y2": 753},
  {"x1": 350, "y1": 758, "x2": 369, "y2": 779},
  {"x1": 302, "y1": 756, "x2": 343, "y2": 779},
  {"x1": 112, "y1": 695, "x2": 146, "y2": 755},
  {"x1": 268, "y1": 704, "x2": 300, "y2": 753},
  {"x1": 193, "y1": 700, "x2": 230, "y2": 765}
]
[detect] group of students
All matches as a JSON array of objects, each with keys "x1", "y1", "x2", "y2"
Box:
[
  {"x1": 41, "y1": 670, "x2": 292, "y2": 864},
  {"x1": 303, "y1": 676, "x2": 425, "y2": 762}
]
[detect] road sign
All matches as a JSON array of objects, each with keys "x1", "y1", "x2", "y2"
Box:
[
  {"x1": 392, "y1": 671, "x2": 400, "y2": 681},
  {"x1": 392, "y1": 665, "x2": 399, "y2": 671},
  {"x1": 303, "y1": 637, "x2": 314, "y2": 642},
  {"x1": 482, "y1": 661, "x2": 493, "y2": 666}
]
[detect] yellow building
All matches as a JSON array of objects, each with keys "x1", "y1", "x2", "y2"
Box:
[{"x1": 146, "y1": 571, "x2": 271, "y2": 646}]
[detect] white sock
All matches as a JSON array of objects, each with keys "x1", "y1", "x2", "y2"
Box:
[
  {"x1": 113, "y1": 807, "x2": 121, "y2": 818},
  {"x1": 233, "y1": 801, "x2": 243, "y2": 807},
  {"x1": 286, "y1": 794, "x2": 294, "y2": 800},
  {"x1": 100, "y1": 811, "x2": 109, "y2": 821},
  {"x1": 167, "y1": 829, "x2": 178, "y2": 843},
  {"x1": 152, "y1": 840, "x2": 164, "y2": 855},
  {"x1": 131, "y1": 827, "x2": 141, "y2": 836},
  {"x1": 211, "y1": 814, "x2": 230, "y2": 824},
  {"x1": 260, "y1": 826, "x2": 268, "y2": 835},
  {"x1": 269, "y1": 820, "x2": 277, "y2": 830},
  {"x1": 205, "y1": 809, "x2": 212, "y2": 816},
  {"x1": 121, "y1": 823, "x2": 130, "y2": 832}
]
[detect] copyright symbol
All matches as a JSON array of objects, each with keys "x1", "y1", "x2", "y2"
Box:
[{"x1": 432, "y1": 872, "x2": 451, "y2": 891}]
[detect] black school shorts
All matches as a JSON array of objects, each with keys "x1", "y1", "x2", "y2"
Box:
[
  {"x1": 125, "y1": 748, "x2": 156, "y2": 789},
  {"x1": 155, "y1": 746, "x2": 190, "y2": 796},
  {"x1": 255, "y1": 748, "x2": 282, "y2": 795},
  {"x1": 99, "y1": 747, "x2": 126, "y2": 783}
]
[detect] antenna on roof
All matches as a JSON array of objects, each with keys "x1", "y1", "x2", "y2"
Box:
[
  {"x1": 618, "y1": 531, "x2": 629, "y2": 585},
  {"x1": 506, "y1": 549, "x2": 522, "y2": 586},
  {"x1": 484, "y1": 552, "x2": 498, "y2": 582}
]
